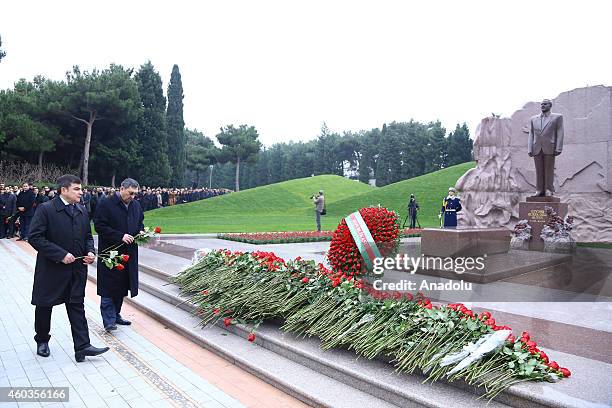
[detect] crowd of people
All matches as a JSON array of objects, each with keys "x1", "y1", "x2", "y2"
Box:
[{"x1": 0, "y1": 182, "x2": 231, "y2": 241}]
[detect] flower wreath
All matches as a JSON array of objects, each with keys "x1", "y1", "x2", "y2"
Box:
[{"x1": 327, "y1": 206, "x2": 400, "y2": 278}]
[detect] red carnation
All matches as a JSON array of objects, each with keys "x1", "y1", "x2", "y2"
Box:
[
  {"x1": 248, "y1": 333, "x2": 256, "y2": 342},
  {"x1": 526, "y1": 340, "x2": 537, "y2": 348},
  {"x1": 121, "y1": 254, "x2": 130, "y2": 262},
  {"x1": 521, "y1": 331, "x2": 530, "y2": 341},
  {"x1": 154, "y1": 226, "x2": 162, "y2": 234},
  {"x1": 559, "y1": 368, "x2": 571, "y2": 377},
  {"x1": 213, "y1": 308, "x2": 220, "y2": 315},
  {"x1": 115, "y1": 264, "x2": 125, "y2": 271},
  {"x1": 223, "y1": 318, "x2": 232, "y2": 327},
  {"x1": 479, "y1": 311, "x2": 492, "y2": 320},
  {"x1": 548, "y1": 361, "x2": 559, "y2": 370},
  {"x1": 539, "y1": 351, "x2": 549, "y2": 363},
  {"x1": 301, "y1": 277, "x2": 309, "y2": 283},
  {"x1": 201, "y1": 290, "x2": 209, "y2": 295},
  {"x1": 506, "y1": 334, "x2": 516, "y2": 343}
]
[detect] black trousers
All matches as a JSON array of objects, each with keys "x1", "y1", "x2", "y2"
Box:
[
  {"x1": 0, "y1": 217, "x2": 6, "y2": 238},
  {"x1": 34, "y1": 303, "x2": 91, "y2": 352}
]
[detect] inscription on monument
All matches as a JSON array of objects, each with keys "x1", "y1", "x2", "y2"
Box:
[{"x1": 527, "y1": 209, "x2": 546, "y2": 223}]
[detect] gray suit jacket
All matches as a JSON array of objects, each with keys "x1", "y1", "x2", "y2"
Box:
[{"x1": 528, "y1": 113, "x2": 564, "y2": 155}]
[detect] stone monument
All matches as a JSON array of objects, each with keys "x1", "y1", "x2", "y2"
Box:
[{"x1": 456, "y1": 86, "x2": 612, "y2": 243}]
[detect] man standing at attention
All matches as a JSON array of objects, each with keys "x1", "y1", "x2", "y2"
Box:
[
  {"x1": 29, "y1": 174, "x2": 109, "y2": 362},
  {"x1": 16, "y1": 182, "x2": 36, "y2": 241},
  {"x1": 94, "y1": 178, "x2": 144, "y2": 332}
]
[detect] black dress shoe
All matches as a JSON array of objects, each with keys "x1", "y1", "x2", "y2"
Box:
[
  {"x1": 75, "y1": 345, "x2": 109, "y2": 362},
  {"x1": 36, "y1": 342, "x2": 50, "y2": 357},
  {"x1": 105, "y1": 324, "x2": 117, "y2": 332},
  {"x1": 115, "y1": 317, "x2": 131, "y2": 325}
]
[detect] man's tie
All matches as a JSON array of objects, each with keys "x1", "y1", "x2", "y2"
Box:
[{"x1": 67, "y1": 204, "x2": 74, "y2": 217}]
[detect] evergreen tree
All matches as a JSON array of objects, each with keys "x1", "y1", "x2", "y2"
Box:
[
  {"x1": 135, "y1": 61, "x2": 171, "y2": 186},
  {"x1": 0, "y1": 34, "x2": 6, "y2": 62},
  {"x1": 423, "y1": 121, "x2": 447, "y2": 172},
  {"x1": 447, "y1": 123, "x2": 473, "y2": 166},
  {"x1": 53, "y1": 65, "x2": 141, "y2": 185},
  {"x1": 216, "y1": 124, "x2": 261, "y2": 191},
  {"x1": 166, "y1": 64, "x2": 186, "y2": 187},
  {"x1": 0, "y1": 79, "x2": 60, "y2": 178},
  {"x1": 185, "y1": 128, "x2": 217, "y2": 186}
]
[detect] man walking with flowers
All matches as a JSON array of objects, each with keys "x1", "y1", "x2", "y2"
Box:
[
  {"x1": 29, "y1": 174, "x2": 109, "y2": 362},
  {"x1": 94, "y1": 178, "x2": 144, "y2": 331}
]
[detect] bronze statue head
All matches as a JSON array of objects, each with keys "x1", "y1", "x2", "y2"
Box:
[{"x1": 541, "y1": 99, "x2": 552, "y2": 113}]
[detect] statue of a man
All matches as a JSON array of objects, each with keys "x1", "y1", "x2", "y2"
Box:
[{"x1": 528, "y1": 99, "x2": 564, "y2": 197}]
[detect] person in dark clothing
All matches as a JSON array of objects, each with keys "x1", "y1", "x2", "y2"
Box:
[
  {"x1": 1, "y1": 187, "x2": 17, "y2": 238},
  {"x1": 35, "y1": 188, "x2": 49, "y2": 210},
  {"x1": 440, "y1": 187, "x2": 462, "y2": 228},
  {"x1": 81, "y1": 188, "x2": 92, "y2": 218},
  {"x1": 29, "y1": 174, "x2": 109, "y2": 362},
  {"x1": 161, "y1": 188, "x2": 169, "y2": 207},
  {"x1": 16, "y1": 182, "x2": 36, "y2": 241},
  {"x1": 0, "y1": 186, "x2": 12, "y2": 238},
  {"x1": 407, "y1": 194, "x2": 420, "y2": 229},
  {"x1": 93, "y1": 178, "x2": 144, "y2": 331}
]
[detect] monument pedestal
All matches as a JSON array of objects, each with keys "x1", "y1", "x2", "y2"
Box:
[
  {"x1": 518, "y1": 196, "x2": 568, "y2": 251},
  {"x1": 421, "y1": 227, "x2": 511, "y2": 257}
]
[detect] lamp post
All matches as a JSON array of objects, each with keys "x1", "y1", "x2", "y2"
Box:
[{"x1": 208, "y1": 165, "x2": 214, "y2": 189}]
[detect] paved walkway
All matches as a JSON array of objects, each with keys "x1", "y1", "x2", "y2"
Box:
[{"x1": 0, "y1": 239, "x2": 307, "y2": 408}]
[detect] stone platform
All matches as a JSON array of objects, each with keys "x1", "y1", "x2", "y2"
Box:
[
  {"x1": 397, "y1": 246, "x2": 571, "y2": 283},
  {"x1": 399, "y1": 237, "x2": 572, "y2": 283},
  {"x1": 420, "y1": 227, "x2": 511, "y2": 257}
]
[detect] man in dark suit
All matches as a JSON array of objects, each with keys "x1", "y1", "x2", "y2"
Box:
[
  {"x1": 16, "y1": 182, "x2": 36, "y2": 241},
  {"x1": 94, "y1": 178, "x2": 144, "y2": 331},
  {"x1": 528, "y1": 99, "x2": 564, "y2": 197},
  {"x1": 29, "y1": 174, "x2": 109, "y2": 362},
  {"x1": 2, "y1": 186, "x2": 17, "y2": 238}
]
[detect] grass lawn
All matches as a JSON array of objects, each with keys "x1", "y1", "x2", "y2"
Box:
[
  {"x1": 144, "y1": 162, "x2": 476, "y2": 233},
  {"x1": 577, "y1": 242, "x2": 612, "y2": 249}
]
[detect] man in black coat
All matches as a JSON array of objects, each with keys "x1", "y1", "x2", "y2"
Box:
[
  {"x1": 16, "y1": 182, "x2": 36, "y2": 241},
  {"x1": 29, "y1": 174, "x2": 109, "y2": 362},
  {"x1": 2, "y1": 186, "x2": 17, "y2": 238},
  {"x1": 93, "y1": 178, "x2": 144, "y2": 331}
]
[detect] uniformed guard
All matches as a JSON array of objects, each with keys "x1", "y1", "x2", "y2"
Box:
[{"x1": 439, "y1": 187, "x2": 462, "y2": 228}]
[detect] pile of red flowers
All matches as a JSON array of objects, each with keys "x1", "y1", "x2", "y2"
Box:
[
  {"x1": 327, "y1": 206, "x2": 400, "y2": 277},
  {"x1": 251, "y1": 251, "x2": 286, "y2": 271},
  {"x1": 218, "y1": 231, "x2": 333, "y2": 244}
]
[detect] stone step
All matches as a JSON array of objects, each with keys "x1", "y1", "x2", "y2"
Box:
[
  {"x1": 89, "y1": 254, "x2": 612, "y2": 408},
  {"x1": 87, "y1": 266, "x2": 400, "y2": 408},
  {"x1": 91, "y1": 266, "x2": 515, "y2": 408}
]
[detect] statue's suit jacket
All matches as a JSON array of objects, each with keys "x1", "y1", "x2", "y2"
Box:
[{"x1": 528, "y1": 113, "x2": 564, "y2": 155}]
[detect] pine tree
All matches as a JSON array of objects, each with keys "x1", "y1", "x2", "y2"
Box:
[
  {"x1": 216, "y1": 124, "x2": 261, "y2": 191},
  {"x1": 447, "y1": 123, "x2": 473, "y2": 166},
  {"x1": 423, "y1": 121, "x2": 447, "y2": 173},
  {"x1": 166, "y1": 64, "x2": 186, "y2": 186},
  {"x1": 135, "y1": 61, "x2": 171, "y2": 186},
  {"x1": 0, "y1": 34, "x2": 6, "y2": 62}
]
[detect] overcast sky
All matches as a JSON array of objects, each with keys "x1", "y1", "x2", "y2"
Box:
[{"x1": 1, "y1": 0, "x2": 610, "y2": 146}]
